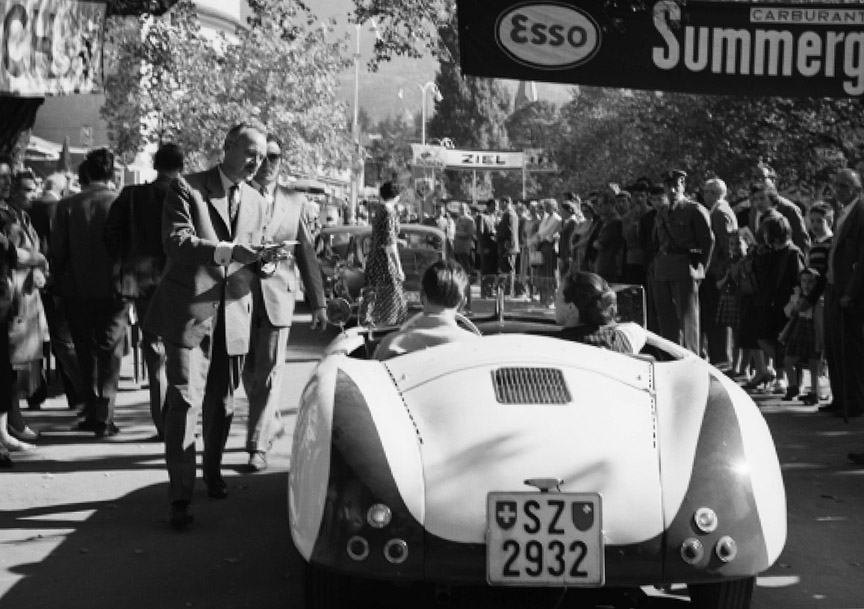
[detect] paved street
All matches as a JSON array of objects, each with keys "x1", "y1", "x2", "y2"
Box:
[{"x1": 2, "y1": 304, "x2": 864, "y2": 609}]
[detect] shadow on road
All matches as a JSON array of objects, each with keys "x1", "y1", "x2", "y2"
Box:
[{"x1": 1, "y1": 469, "x2": 305, "y2": 609}]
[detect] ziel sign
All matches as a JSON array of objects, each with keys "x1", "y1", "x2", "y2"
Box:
[{"x1": 458, "y1": 0, "x2": 864, "y2": 98}]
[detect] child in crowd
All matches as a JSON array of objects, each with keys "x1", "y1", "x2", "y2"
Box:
[
  {"x1": 780, "y1": 268, "x2": 825, "y2": 404},
  {"x1": 716, "y1": 230, "x2": 749, "y2": 377},
  {"x1": 806, "y1": 202, "x2": 834, "y2": 276}
]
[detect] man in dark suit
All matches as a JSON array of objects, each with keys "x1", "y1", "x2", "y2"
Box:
[
  {"x1": 103, "y1": 143, "x2": 184, "y2": 441},
  {"x1": 653, "y1": 170, "x2": 714, "y2": 354},
  {"x1": 242, "y1": 133, "x2": 327, "y2": 472},
  {"x1": 52, "y1": 148, "x2": 127, "y2": 438},
  {"x1": 822, "y1": 171, "x2": 864, "y2": 435},
  {"x1": 496, "y1": 196, "x2": 520, "y2": 296},
  {"x1": 143, "y1": 122, "x2": 270, "y2": 529},
  {"x1": 700, "y1": 177, "x2": 738, "y2": 369}
]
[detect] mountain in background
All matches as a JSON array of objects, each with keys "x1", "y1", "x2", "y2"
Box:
[{"x1": 306, "y1": 0, "x2": 573, "y2": 125}]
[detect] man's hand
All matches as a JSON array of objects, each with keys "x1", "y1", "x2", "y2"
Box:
[
  {"x1": 311, "y1": 307, "x2": 328, "y2": 331},
  {"x1": 232, "y1": 243, "x2": 261, "y2": 265}
]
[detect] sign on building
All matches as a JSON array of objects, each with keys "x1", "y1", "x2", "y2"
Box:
[{"x1": 1, "y1": 0, "x2": 107, "y2": 96}]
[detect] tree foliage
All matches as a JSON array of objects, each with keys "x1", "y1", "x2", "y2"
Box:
[
  {"x1": 101, "y1": 0, "x2": 352, "y2": 174},
  {"x1": 351, "y1": 0, "x2": 864, "y2": 202}
]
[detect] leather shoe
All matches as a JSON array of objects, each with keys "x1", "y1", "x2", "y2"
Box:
[
  {"x1": 247, "y1": 451, "x2": 267, "y2": 472},
  {"x1": 204, "y1": 476, "x2": 228, "y2": 499},
  {"x1": 849, "y1": 453, "x2": 864, "y2": 466},
  {"x1": 169, "y1": 501, "x2": 193, "y2": 530},
  {"x1": 7, "y1": 425, "x2": 39, "y2": 442}
]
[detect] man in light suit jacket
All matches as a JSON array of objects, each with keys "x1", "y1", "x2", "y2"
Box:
[
  {"x1": 700, "y1": 177, "x2": 738, "y2": 369},
  {"x1": 144, "y1": 122, "x2": 270, "y2": 530},
  {"x1": 242, "y1": 133, "x2": 327, "y2": 472},
  {"x1": 824, "y1": 170, "x2": 864, "y2": 431}
]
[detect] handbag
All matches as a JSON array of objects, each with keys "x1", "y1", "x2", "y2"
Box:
[
  {"x1": 529, "y1": 250, "x2": 543, "y2": 266},
  {"x1": 8, "y1": 271, "x2": 46, "y2": 367}
]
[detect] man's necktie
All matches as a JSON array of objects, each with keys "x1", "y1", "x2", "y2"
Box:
[{"x1": 228, "y1": 183, "x2": 240, "y2": 225}]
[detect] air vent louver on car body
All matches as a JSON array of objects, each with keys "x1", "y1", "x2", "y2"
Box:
[{"x1": 492, "y1": 367, "x2": 572, "y2": 404}]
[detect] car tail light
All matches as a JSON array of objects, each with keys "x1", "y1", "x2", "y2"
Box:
[
  {"x1": 715, "y1": 536, "x2": 738, "y2": 562},
  {"x1": 680, "y1": 538, "x2": 704, "y2": 565},
  {"x1": 347, "y1": 536, "x2": 370, "y2": 561},
  {"x1": 693, "y1": 507, "x2": 718, "y2": 533},
  {"x1": 367, "y1": 504, "x2": 392, "y2": 529},
  {"x1": 384, "y1": 539, "x2": 408, "y2": 564}
]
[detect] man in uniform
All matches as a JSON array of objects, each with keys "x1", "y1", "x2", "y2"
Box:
[{"x1": 653, "y1": 170, "x2": 714, "y2": 353}]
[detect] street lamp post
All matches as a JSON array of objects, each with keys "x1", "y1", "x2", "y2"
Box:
[
  {"x1": 416, "y1": 81, "x2": 442, "y2": 146},
  {"x1": 349, "y1": 21, "x2": 379, "y2": 224}
]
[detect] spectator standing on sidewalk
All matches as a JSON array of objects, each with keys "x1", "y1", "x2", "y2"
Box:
[
  {"x1": 103, "y1": 143, "x2": 184, "y2": 442},
  {"x1": 496, "y1": 196, "x2": 520, "y2": 296},
  {"x1": 52, "y1": 148, "x2": 126, "y2": 438},
  {"x1": 453, "y1": 203, "x2": 476, "y2": 312},
  {"x1": 242, "y1": 133, "x2": 327, "y2": 472}
]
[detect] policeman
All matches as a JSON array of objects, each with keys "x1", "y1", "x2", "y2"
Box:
[{"x1": 652, "y1": 169, "x2": 715, "y2": 353}]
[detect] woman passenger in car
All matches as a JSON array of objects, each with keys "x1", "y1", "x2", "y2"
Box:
[
  {"x1": 554, "y1": 269, "x2": 647, "y2": 354},
  {"x1": 374, "y1": 260, "x2": 480, "y2": 360}
]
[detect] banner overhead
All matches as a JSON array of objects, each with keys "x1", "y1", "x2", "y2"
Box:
[
  {"x1": 457, "y1": 0, "x2": 864, "y2": 98},
  {"x1": 0, "y1": 0, "x2": 107, "y2": 97}
]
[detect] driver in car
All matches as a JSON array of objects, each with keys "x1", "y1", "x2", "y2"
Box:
[
  {"x1": 555, "y1": 269, "x2": 647, "y2": 354},
  {"x1": 374, "y1": 259, "x2": 480, "y2": 360}
]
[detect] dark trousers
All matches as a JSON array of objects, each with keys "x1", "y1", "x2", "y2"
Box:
[
  {"x1": 700, "y1": 276, "x2": 732, "y2": 367},
  {"x1": 825, "y1": 285, "x2": 864, "y2": 414},
  {"x1": 654, "y1": 277, "x2": 701, "y2": 354},
  {"x1": 42, "y1": 292, "x2": 85, "y2": 409},
  {"x1": 163, "y1": 311, "x2": 242, "y2": 503},
  {"x1": 136, "y1": 297, "x2": 167, "y2": 437},
  {"x1": 66, "y1": 297, "x2": 130, "y2": 423}
]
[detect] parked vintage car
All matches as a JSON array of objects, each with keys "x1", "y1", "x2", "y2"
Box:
[
  {"x1": 289, "y1": 291, "x2": 787, "y2": 609},
  {"x1": 320, "y1": 224, "x2": 450, "y2": 320}
]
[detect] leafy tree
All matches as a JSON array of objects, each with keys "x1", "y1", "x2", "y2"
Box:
[{"x1": 102, "y1": 0, "x2": 353, "y2": 174}]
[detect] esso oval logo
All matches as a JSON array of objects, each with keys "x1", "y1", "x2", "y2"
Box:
[{"x1": 496, "y1": 3, "x2": 601, "y2": 70}]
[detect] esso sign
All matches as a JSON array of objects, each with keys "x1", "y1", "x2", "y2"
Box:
[{"x1": 496, "y1": 3, "x2": 601, "y2": 70}]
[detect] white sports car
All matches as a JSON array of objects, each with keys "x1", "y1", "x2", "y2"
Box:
[{"x1": 289, "y1": 293, "x2": 786, "y2": 609}]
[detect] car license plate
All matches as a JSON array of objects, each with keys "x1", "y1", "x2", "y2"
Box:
[
  {"x1": 405, "y1": 290, "x2": 420, "y2": 304},
  {"x1": 487, "y1": 492, "x2": 603, "y2": 586}
]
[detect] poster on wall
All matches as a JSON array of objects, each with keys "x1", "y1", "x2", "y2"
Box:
[
  {"x1": 1, "y1": 0, "x2": 107, "y2": 96},
  {"x1": 457, "y1": 0, "x2": 864, "y2": 98}
]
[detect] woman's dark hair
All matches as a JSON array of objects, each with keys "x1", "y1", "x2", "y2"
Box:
[
  {"x1": 561, "y1": 270, "x2": 617, "y2": 326},
  {"x1": 762, "y1": 214, "x2": 791, "y2": 245},
  {"x1": 421, "y1": 259, "x2": 469, "y2": 309},
  {"x1": 379, "y1": 181, "x2": 401, "y2": 200}
]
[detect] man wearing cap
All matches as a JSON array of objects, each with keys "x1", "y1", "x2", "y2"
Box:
[{"x1": 653, "y1": 169, "x2": 714, "y2": 353}]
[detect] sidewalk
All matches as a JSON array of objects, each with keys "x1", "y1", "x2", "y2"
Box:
[{"x1": 0, "y1": 316, "x2": 328, "y2": 608}]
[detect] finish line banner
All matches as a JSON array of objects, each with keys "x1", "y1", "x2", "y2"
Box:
[
  {"x1": 0, "y1": 0, "x2": 107, "y2": 96},
  {"x1": 457, "y1": 0, "x2": 864, "y2": 98},
  {"x1": 412, "y1": 144, "x2": 526, "y2": 171}
]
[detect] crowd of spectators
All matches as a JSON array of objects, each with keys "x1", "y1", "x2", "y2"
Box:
[{"x1": 420, "y1": 163, "x2": 862, "y2": 420}]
